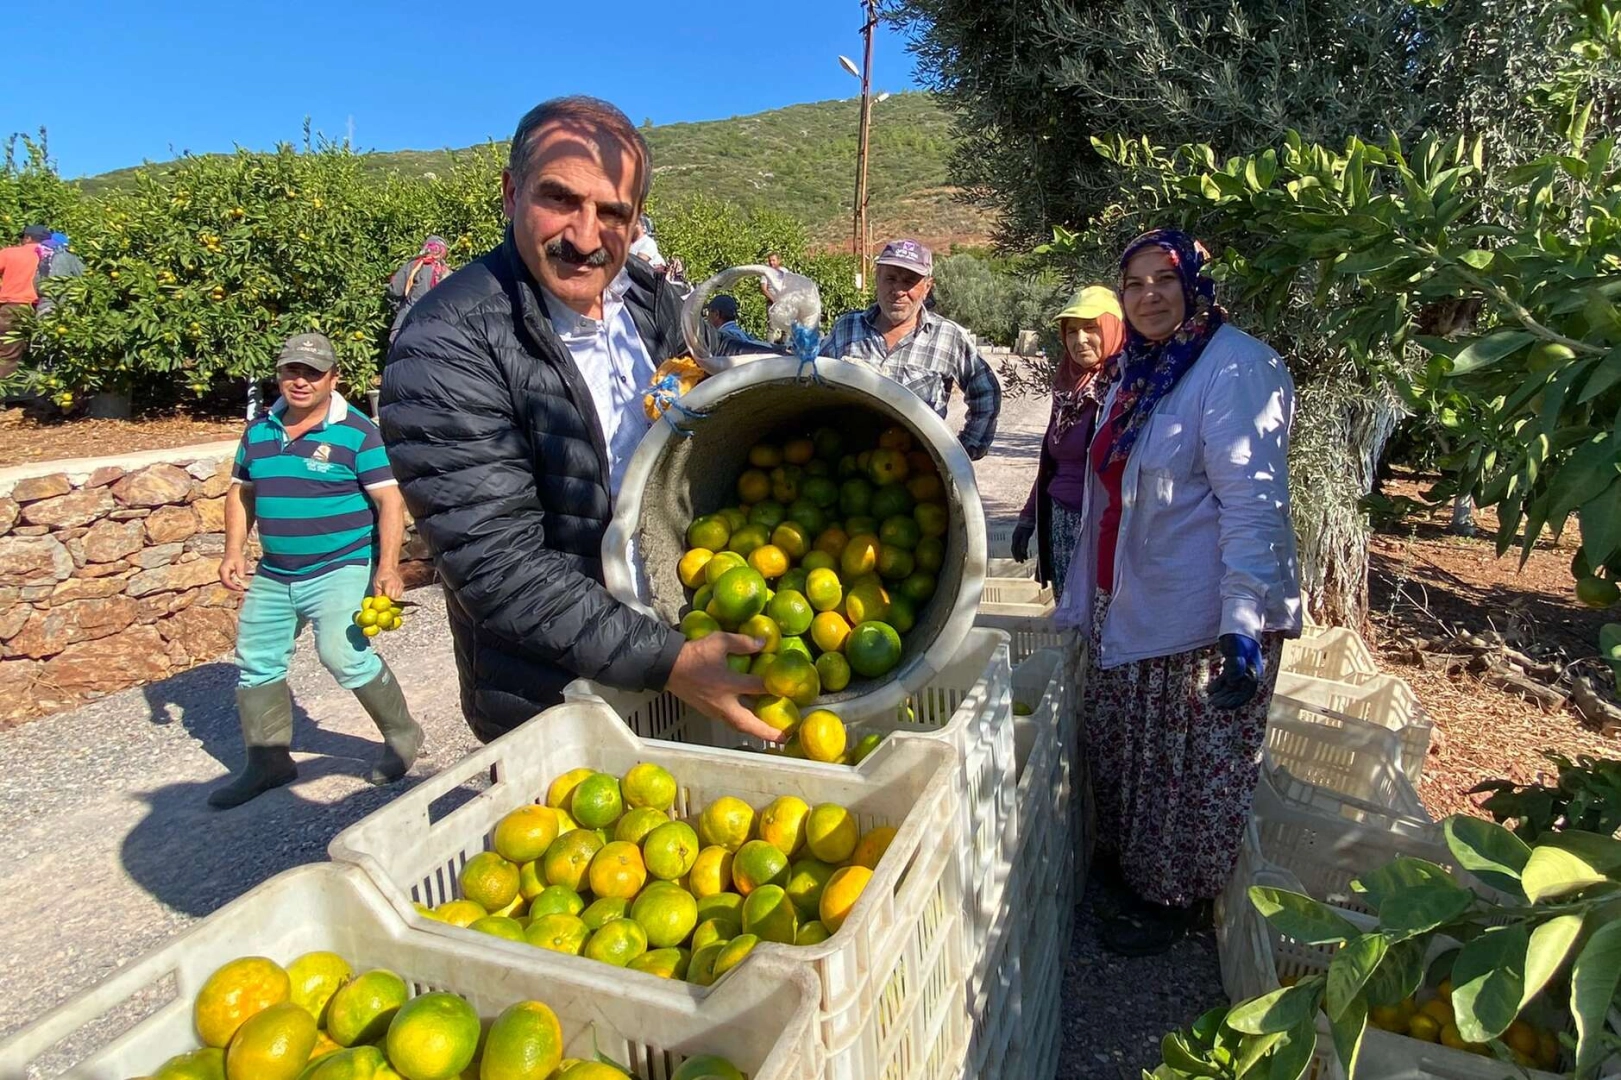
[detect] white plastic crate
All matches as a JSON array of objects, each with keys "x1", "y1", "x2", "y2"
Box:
[
  {"x1": 973, "y1": 601, "x2": 1062, "y2": 666},
  {"x1": 570, "y1": 628, "x2": 1014, "y2": 965},
  {"x1": 328, "y1": 701, "x2": 967, "y2": 1080},
  {"x1": 1273, "y1": 671, "x2": 1432, "y2": 785},
  {"x1": 0, "y1": 863, "x2": 821, "y2": 1080},
  {"x1": 1265, "y1": 712, "x2": 1432, "y2": 831},
  {"x1": 1280, "y1": 627, "x2": 1378, "y2": 684},
  {"x1": 979, "y1": 577, "x2": 1053, "y2": 613}
]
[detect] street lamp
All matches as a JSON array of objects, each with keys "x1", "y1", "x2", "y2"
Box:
[{"x1": 841, "y1": 2, "x2": 879, "y2": 290}]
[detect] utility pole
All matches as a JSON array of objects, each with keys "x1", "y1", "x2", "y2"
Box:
[{"x1": 853, "y1": 0, "x2": 878, "y2": 291}]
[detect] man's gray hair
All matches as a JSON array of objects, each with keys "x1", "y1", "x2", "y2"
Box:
[{"x1": 508, "y1": 96, "x2": 652, "y2": 204}]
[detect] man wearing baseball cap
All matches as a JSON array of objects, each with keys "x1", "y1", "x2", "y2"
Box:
[
  {"x1": 820, "y1": 238, "x2": 1002, "y2": 459},
  {"x1": 210, "y1": 332, "x2": 423, "y2": 808},
  {"x1": 704, "y1": 294, "x2": 772, "y2": 354}
]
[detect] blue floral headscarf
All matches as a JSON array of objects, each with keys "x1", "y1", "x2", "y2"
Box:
[{"x1": 1098, "y1": 229, "x2": 1225, "y2": 466}]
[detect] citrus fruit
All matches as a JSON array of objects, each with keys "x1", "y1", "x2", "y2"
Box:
[
  {"x1": 692, "y1": 916, "x2": 739, "y2": 951},
  {"x1": 780, "y1": 567, "x2": 810, "y2": 595},
  {"x1": 804, "y1": 473, "x2": 842, "y2": 509},
  {"x1": 581, "y1": 896, "x2": 631, "y2": 930},
  {"x1": 726, "y1": 653, "x2": 753, "y2": 675},
  {"x1": 1440, "y1": 1023, "x2": 1468, "y2": 1051},
  {"x1": 813, "y1": 653, "x2": 851, "y2": 695},
  {"x1": 844, "y1": 580, "x2": 890, "y2": 625},
  {"x1": 869, "y1": 483, "x2": 913, "y2": 521},
  {"x1": 525, "y1": 913, "x2": 590, "y2": 955},
  {"x1": 680, "y1": 611, "x2": 721, "y2": 640},
  {"x1": 840, "y1": 534, "x2": 881, "y2": 579},
  {"x1": 914, "y1": 537, "x2": 944, "y2": 573},
  {"x1": 615, "y1": 806, "x2": 669, "y2": 844},
  {"x1": 733, "y1": 839, "x2": 791, "y2": 895},
  {"x1": 698, "y1": 796, "x2": 755, "y2": 851},
  {"x1": 851, "y1": 825, "x2": 898, "y2": 869},
  {"x1": 748, "y1": 544, "x2": 790, "y2": 579},
  {"x1": 728, "y1": 523, "x2": 772, "y2": 557},
  {"x1": 799, "y1": 568, "x2": 841, "y2": 614},
  {"x1": 697, "y1": 891, "x2": 744, "y2": 923},
  {"x1": 150, "y1": 1047, "x2": 226, "y2": 1080},
  {"x1": 806, "y1": 803, "x2": 859, "y2": 863},
  {"x1": 1421, "y1": 998, "x2": 1455, "y2": 1027},
  {"x1": 528, "y1": 884, "x2": 585, "y2": 918},
  {"x1": 1369, "y1": 1003, "x2": 1408, "y2": 1033},
  {"x1": 632, "y1": 882, "x2": 700, "y2": 948},
  {"x1": 838, "y1": 479, "x2": 873, "y2": 518},
  {"x1": 543, "y1": 829, "x2": 605, "y2": 891},
  {"x1": 868, "y1": 450, "x2": 910, "y2": 486},
  {"x1": 851, "y1": 732, "x2": 883, "y2": 763},
  {"x1": 690, "y1": 846, "x2": 735, "y2": 895},
  {"x1": 194, "y1": 956, "x2": 290, "y2": 1048},
  {"x1": 1537, "y1": 1031, "x2": 1561, "y2": 1069},
  {"x1": 749, "y1": 443, "x2": 782, "y2": 469},
  {"x1": 643, "y1": 820, "x2": 701, "y2": 880},
  {"x1": 796, "y1": 921, "x2": 832, "y2": 946},
  {"x1": 481, "y1": 1000, "x2": 564, "y2": 1080},
  {"x1": 766, "y1": 589, "x2": 815, "y2": 637},
  {"x1": 620, "y1": 762, "x2": 676, "y2": 811},
  {"x1": 844, "y1": 517, "x2": 877, "y2": 539},
  {"x1": 877, "y1": 545, "x2": 915, "y2": 582},
  {"x1": 692, "y1": 584, "x2": 714, "y2": 612},
  {"x1": 628, "y1": 948, "x2": 691, "y2": 980},
  {"x1": 470, "y1": 915, "x2": 527, "y2": 941},
  {"x1": 759, "y1": 795, "x2": 811, "y2": 857},
  {"x1": 687, "y1": 943, "x2": 725, "y2": 987},
  {"x1": 712, "y1": 566, "x2": 769, "y2": 624},
  {"x1": 703, "y1": 551, "x2": 748, "y2": 586},
  {"x1": 798, "y1": 710, "x2": 847, "y2": 762},
  {"x1": 785, "y1": 858, "x2": 836, "y2": 918},
  {"x1": 877, "y1": 514, "x2": 922, "y2": 551},
  {"x1": 847, "y1": 622, "x2": 903, "y2": 677},
  {"x1": 326, "y1": 969, "x2": 407, "y2": 1047},
  {"x1": 559, "y1": 1064, "x2": 631, "y2": 1080},
  {"x1": 1505, "y1": 1021, "x2": 1539, "y2": 1058},
  {"x1": 570, "y1": 774, "x2": 624, "y2": 829},
  {"x1": 770, "y1": 466, "x2": 801, "y2": 503},
  {"x1": 813, "y1": 428, "x2": 844, "y2": 461},
  {"x1": 493, "y1": 806, "x2": 561, "y2": 864},
  {"x1": 737, "y1": 469, "x2": 771, "y2": 503},
  {"x1": 763, "y1": 651, "x2": 820, "y2": 706},
  {"x1": 546, "y1": 768, "x2": 594, "y2": 809},
  {"x1": 768, "y1": 521, "x2": 810, "y2": 561},
  {"x1": 738, "y1": 884, "x2": 797, "y2": 944},
  {"x1": 687, "y1": 515, "x2": 731, "y2": 552},
  {"x1": 460, "y1": 851, "x2": 520, "y2": 912},
  {"x1": 748, "y1": 652, "x2": 777, "y2": 677},
  {"x1": 225, "y1": 1001, "x2": 316, "y2": 1080},
  {"x1": 712, "y1": 934, "x2": 759, "y2": 979},
  {"x1": 754, "y1": 694, "x2": 802, "y2": 733},
  {"x1": 671, "y1": 1057, "x2": 744, "y2": 1080},
  {"x1": 302, "y1": 1045, "x2": 402, "y2": 1080},
  {"x1": 585, "y1": 917, "x2": 650, "y2": 966},
  {"x1": 728, "y1": 614, "x2": 778, "y2": 655},
  {"x1": 809, "y1": 612, "x2": 851, "y2": 656},
  {"x1": 1578, "y1": 575, "x2": 1620, "y2": 608},
  {"x1": 820, "y1": 865, "x2": 873, "y2": 932},
  {"x1": 914, "y1": 503, "x2": 948, "y2": 539},
  {"x1": 813, "y1": 528, "x2": 849, "y2": 559},
  {"x1": 747, "y1": 500, "x2": 786, "y2": 529},
  {"x1": 900, "y1": 573, "x2": 937, "y2": 603},
  {"x1": 385, "y1": 992, "x2": 479, "y2": 1080},
  {"x1": 784, "y1": 437, "x2": 815, "y2": 465},
  {"x1": 779, "y1": 635, "x2": 813, "y2": 662},
  {"x1": 887, "y1": 594, "x2": 917, "y2": 634},
  {"x1": 488, "y1": 891, "x2": 526, "y2": 918},
  {"x1": 678, "y1": 549, "x2": 715, "y2": 589},
  {"x1": 432, "y1": 899, "x2": 486, "y2": 927},
  {"x1": 1407, "y1": 1013, "x2": 1442, "y2": 1043},
  {"x1": 286, "y1": 951, "x2": 351, "y2": 1025},
  {"x1": 907, "y1": 474, "x2": 945, "y2": 503},
  {"x1": 786, "y1": 500, "x2": 827, "y2": 535},
  {"x1": 588, "y1": 841, "x2": 647, "y2": 899}
]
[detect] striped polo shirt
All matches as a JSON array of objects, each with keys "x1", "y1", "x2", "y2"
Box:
[{"x1": 231, "y1": 391, "x2": 397, "y2": 581}]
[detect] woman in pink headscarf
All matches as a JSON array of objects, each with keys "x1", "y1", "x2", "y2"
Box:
[{"x1": 387, "y1": 236, "x2": 453, "y2": 343}]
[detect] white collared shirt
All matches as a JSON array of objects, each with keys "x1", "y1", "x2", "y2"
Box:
[{"x1": 539, "y1": 269, "x2": 658, "y2": 496}]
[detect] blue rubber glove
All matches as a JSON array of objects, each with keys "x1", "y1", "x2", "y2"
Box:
[{"x1": 1208, "y1": 633, "x2": 1263, "y2": 709}]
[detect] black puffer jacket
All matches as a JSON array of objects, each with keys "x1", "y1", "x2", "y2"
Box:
[{"x1": 380, "y1": 234, "x2": 687, "y2": 742}]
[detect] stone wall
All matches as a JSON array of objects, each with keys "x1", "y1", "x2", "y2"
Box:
[{"x1": 0, "y1": 444, "x2": 433, "y2": 725}]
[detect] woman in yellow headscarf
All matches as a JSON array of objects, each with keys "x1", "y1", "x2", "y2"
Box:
[{"x1": 1011, "y1": 286, "x2": 1126, "y2": 600}]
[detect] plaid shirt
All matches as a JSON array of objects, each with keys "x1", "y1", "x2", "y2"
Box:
[{"x1": 819, "y1": 306, "x2": 1003, "y2": 459}]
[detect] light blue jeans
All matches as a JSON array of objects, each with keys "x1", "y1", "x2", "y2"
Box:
[{"x1": 234, "y1": 563, "x2": 381, "y2": 690}]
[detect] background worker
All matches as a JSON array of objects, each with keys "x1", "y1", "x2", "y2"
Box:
[{"x1": 211, "y1": 332, "x2": 423, "y2": 809}]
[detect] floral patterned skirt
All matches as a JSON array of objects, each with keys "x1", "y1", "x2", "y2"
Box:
[
  {"x1": 1082, "y1": 588, "x2": 1283, "y2": 907},
  {"x1": 1048, "y1": 503, "x2": 1085, "y2": 603}
]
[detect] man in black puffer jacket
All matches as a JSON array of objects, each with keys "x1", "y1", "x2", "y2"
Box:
[{"x1": 380, "y1": 96, "x2": 771, "y2": 744}]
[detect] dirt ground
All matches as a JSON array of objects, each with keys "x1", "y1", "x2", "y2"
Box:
[
  {"x1": 1365, "y1": 475, "x2": 1618, "y2": 819},
  {"x1": 0, "y1": 406, "x2": 245, "y2": 464}
]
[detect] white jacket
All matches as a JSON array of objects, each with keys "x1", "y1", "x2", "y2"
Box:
[{"x1": 1054, "y1": 323, "x2": 1302, "y2": 666}]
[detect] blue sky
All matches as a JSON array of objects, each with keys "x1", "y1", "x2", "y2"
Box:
[{"x1": 4, "y1": 2, "x2": 925, "y2": 179}]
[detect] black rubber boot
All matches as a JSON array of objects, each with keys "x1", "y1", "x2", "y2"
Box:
[
  {"x1": 208, "y1": 682, "x2": 298, "y2": 809},
  {"x1": 1101, "y1": 899, "x2": 1207, "y2": 957},
  {"x1": 353, "y1": 660, "x2": 423, "y2": 785}
]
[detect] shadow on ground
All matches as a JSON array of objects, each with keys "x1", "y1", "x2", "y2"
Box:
[{"x1": 124, "y1": 662, "x2": 415, "y2": 917}]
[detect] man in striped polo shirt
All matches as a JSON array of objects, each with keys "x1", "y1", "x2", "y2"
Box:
[{"x1": 209, "y1": 332, "x2": 423, "y2": 809}]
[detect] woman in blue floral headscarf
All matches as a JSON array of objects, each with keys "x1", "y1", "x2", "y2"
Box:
[{"x1": 1056, "y1": 229, "x2": 1303, "y2": 955}]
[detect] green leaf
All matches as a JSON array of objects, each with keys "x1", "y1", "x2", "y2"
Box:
[
  {"x1": 1249, "y1": 887, "x2": 1361, "y2": 944},
  {"x1": 1570, "y1": 98, "x2": 1595, "y2": 150},
  {"x1": 1190, "y1": 1006, "x2": 1228, "y2": 1048},
  {"x1": 1353, "y1": 857, "x2": 1460, "y2": 912},
  {"x1": 1268, "y1": 1018, "x2": 1318, "y2": 1080},
  {"x1": 1579, "y1": 480, "x2": 1621, "y2": 568},
  {"x1": 1365, "y1": 937, "x2": 1428, "y2": 1007},
  {"x1": 1235, "y1": 1031, "x2": 1286, "y2": 1080},
  {"x1": 1328, "y1": 993, "x2": 1368, "y2": 1079},
  {"x1": 1570, "y1": 918, "x2": 1621, "y2": 1078},
  {"x1": 1548, "y1": 435, "x2": 1619, "y2": 519},
  {"x1": 1451, "y1": 924, "x2": 1529, "y2": 1043},
  {"x1": 1377, "y1": 882, "x2": 1476, "y2": 936},
  {"x1": 1448, "y1": 330, "x2": 1536, "y2": 375},
  {"x1": 1523, "y1": 914, "x2": 1585, "y2": 1010},
  {"x1": 1327, "y1": 934, "x2": 1388, "y2": 1020},
  {"x1": 1227, "y1": 983, "x2": 1321, "y2": 1035},
  {"x1": 1459, "y1": 249, "x2": 1495, "y2": 269},
  {"x1": 1444, "y1": 816, "x2": 1531, "y2": 898},
  {"x1": 1163, "y1": 1032, "x2": 1221, "y2": 1077},
  {"x1": 1522, "y1": 844, "x2": 1615, "y2": 902}
]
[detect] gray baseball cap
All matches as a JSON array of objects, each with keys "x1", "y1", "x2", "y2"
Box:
[
  {"x1": 276, "y1": 332, "x2": 338, "y2": 373},
  {"x1": 875, "y1": 238, "x2": 933, "y2": 276}
]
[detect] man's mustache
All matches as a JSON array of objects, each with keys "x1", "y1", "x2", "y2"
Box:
[{"x1": 545, "y1": 238, "x2": 611, "y2": 268}]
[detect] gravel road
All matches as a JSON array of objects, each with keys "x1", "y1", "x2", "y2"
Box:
[{"x1": 0, "y1": 374, "x2": 1223, "y2": 1078}]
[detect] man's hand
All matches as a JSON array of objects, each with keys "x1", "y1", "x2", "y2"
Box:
[
  {"x1": 219, "y1": 551, "x2": 250, "y2": 592},
  {"x1": 1011, "y1": 523, "x2": 1034, "y2": 563},
  {"x1": 1208, "y1": 633, "x2": 1264, "y2": 709},
  {"x1": 372, "y1": 566, "x2": 406, "y2": 601},
  {"x1": 665, "y1": 632, "x2": 779, "y2": 741}
]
